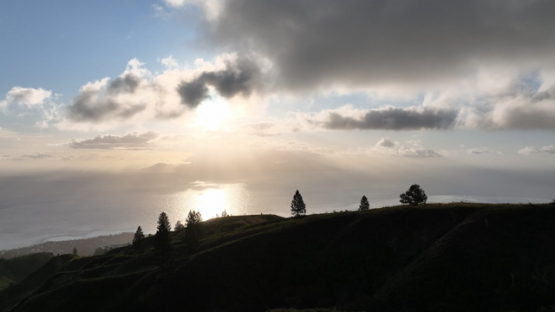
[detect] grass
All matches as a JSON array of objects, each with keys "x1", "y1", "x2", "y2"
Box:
[{"x1": 0, "y1": 252, "x2": 53, "y2": 291}]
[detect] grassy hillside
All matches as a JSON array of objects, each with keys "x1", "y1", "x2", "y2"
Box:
[
  {"x1": 0, "y1": 253, "x2": 53, "y2": 291},
  {"x1": 0, "y1": 254, "x2": 76, "y2": 312},
  {"x1": 3, "y1": 204, "x2": 555, "y2": 312}
]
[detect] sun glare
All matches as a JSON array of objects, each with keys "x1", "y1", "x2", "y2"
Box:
[
  {"x1": 170, "y1": 183, "x2": 252, "y2": 221},
  {"x1": 195, "y1": 94, "x2": 232, "y2": 130},
  {"x1": 194, "y1": 188, "x2": 229, "y2": 219}
]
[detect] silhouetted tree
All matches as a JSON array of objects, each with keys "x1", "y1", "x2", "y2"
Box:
[
  {"x1": 185, "y1": 210, "x2": 203, "y2": 250},
  {"x1": 175, "y1": 220, "x2": 185, "y2": 231},
  {"x1": 155, "y1": 212, "x2": 171, "y2": 249},
  {"x1": 359, "y1": 195, "x2": 370, "y2": 211},
  {"x1": 72, "y1": 247, "x2": 77, "y2": 256},
  {"x1": 221, "y1": 209, "x2": 229, "y2": 217},
  {"x1": 291, "y1": 190, "x2": 306, "y2": 217},
  {"x1": 400, "y1": 184, "x2": 428, "y2": 206},
  {"x1": 133, "y1": 226, "x2": 145, "y2": 247}
]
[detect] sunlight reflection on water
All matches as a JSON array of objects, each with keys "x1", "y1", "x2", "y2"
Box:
[{"x1": 159, "y1": 182, "x2": 253, "y2": 223}]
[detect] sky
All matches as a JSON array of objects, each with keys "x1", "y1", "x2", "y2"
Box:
[{"x1": 1, "y1": 0, "x2": 555, "y2": 248}]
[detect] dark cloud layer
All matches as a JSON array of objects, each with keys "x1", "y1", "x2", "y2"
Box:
[
  {"x1": 107, "y1": 74, "x2": 141, "y2": 95},
  {"x1": 203, "y1": 0, "x2": 555, "y2": 90},
  {"x1": 320, "y1": 107, "x2": 457, "y2": 130},
  {"x1": 178, "y1": 57, "x2": 261, "y2": 108},
  {"x1": 67, "y1": 76, "x2": 146, "y2": 123},
  {"x1": 68, "y1": 132, "x2": 159, "y2": 149}
]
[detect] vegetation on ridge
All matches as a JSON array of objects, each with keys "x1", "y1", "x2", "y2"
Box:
[{"x1": 2, "y1": 201, "x2": 555, "y2": 312}]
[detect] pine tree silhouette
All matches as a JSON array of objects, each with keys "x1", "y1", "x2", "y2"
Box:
[
  {"x1": 155, "y1": 212, "x2": 171, "y2": 249},
  {"x1": 185, "y1": 210, "x2": 203, "y2": 251},
  {"x1": 133, "y1": 226, "x2": 145, "y2": 247},
  {"x1": 291, "y1": 190, "x2": 306, "y2": 217},
  {"x1": 359, "y1": 195, "x2": 370, "y2": 211}
]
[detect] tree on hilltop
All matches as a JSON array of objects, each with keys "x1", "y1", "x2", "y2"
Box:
[
  {"x1": 155, "y1": 212, "x2": 171, "y2": 249},
  {"x1": 400, "y1": 184, "x2": 428, "y2": 206},
  {"x1": 185, "y1": 210, "x2": 203, "y2": 251},
  {"x1": 133, "y1": 226, "x2": 145, "y2": 247},
  {"x1": 175, "y1": 220, "x2": 185, "y2": 231},
  {"x1": 359, "y1": 195, "x2": 370, "y2": 211},
  {"x1": 291, "y1": 190, "x2": 306, "y2": 217}
]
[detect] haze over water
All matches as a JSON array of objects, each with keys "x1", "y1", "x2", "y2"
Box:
[
  {"x1": 1, "y1": 172, "x2": 550, "y2": 251},
  {"x1": 1, "y1": 2, "x2": 555, "y2": 251}
]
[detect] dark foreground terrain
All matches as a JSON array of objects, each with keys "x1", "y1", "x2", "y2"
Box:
[{"x1": 2, "y1": 203, "x2": 555, "y2": 312}]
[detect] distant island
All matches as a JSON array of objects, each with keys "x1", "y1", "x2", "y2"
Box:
[{"x1": 0, "y1": 233, "x2": 134, "y2": 259}]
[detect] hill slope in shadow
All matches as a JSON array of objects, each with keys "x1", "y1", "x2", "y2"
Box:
[{"x1": 3, "y1": 204, "x2": 555, "y2": 312}]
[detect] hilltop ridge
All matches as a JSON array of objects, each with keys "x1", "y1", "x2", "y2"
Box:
[{"x1": 2, "y1": 203, "x2": 555, "y2": 312}]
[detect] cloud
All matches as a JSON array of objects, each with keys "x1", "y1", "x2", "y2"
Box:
[
  {"x1": 0, "y1": 87, "x2": 52, "y2": 108},
  {"x1": 519, "y1": 145, "x2": 555, "y2": 155},
  {"x1": 60, "y1": 55, "x2": 264, "y2": 129},
  {"x1": 177, "y1": 56, "x2": 262, "y2": 108},
  {"x1": 1, "y1": 153, "x2": 55, "y2": 161},
  {"x1": 153, "y1": 4, "x2": 172, "y2": 20},
  {"x1": 305, "y1": 106, "x2": 457, "y2": 130},
  {"x1": 242, "y1": 122, "x2": 282, "y2": 137},
  {"x1": 376, "y1": 138, "x2": 395, "y2": 148},
  {"x1": 159, "y1": 55, "x2": 178, "y2": 69},
  {"x1": 467, "y1": 148, "x2": 492, "y2": 155},
  {"x1": 163, "y1": 0, "x2": 223, "y2": 20},
  {"x1": 461, "y1": 81, "x2": 555, "y2": 130},
  {"x1": 64, "y1": 59, "x2": 153, "y2": 125},
  {"x1": 370, "y1": 138, "x2": 441, "y2": 158},
  {"x1": 0, "y1": 127, "x2": 18, "y2": 138},
  {"x1": 68, "y1": 132, "x2": 159, "y2": 150},
  {"x1": 195, "y1": 0, "x2": 555, "y2": 92}
]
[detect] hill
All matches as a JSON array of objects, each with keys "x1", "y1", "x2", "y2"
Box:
[
  {"x1": 2, "y1": 204, "x2": 555, "y2": 311},
  {"x1": 0, "y1": 233, "x2": 134, "y2": 259},
  {"x1": 0, "y1": 253, "x2": 53, "y2": 291}
]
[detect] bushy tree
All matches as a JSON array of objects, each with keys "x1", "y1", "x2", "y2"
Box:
[
  {"x1": 400, "y1": 184, "x2": 428, "y2": 206},
  {"x1": 185, "y1": 210, "x2": 203, "y2": 250},
  {"x1": 175, "y1": 220, "x2": 185, "y2": 231},
  {"x1": 133, "y1": 226, "x2": 145, "y2": 246},
  {"x1": 155, "y1": 212, "x2": 171, "y2": 249},
  {"x1": 291, "y1": 190, "x2": 306, "y2": 217},
  {"x1": 359, "y1": 195, "x2": 370, "y2": 211},
  {"x1": 72, "y1": 247, "x2": 78, "y2": 256}
]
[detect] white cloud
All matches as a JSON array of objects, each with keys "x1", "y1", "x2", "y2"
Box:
[
  {"x1": 68, "y1": 132, "x2": 160, "y2": 150},
  {"x1": 162, "y1": 0, "x2": 222, "y2": 20},
  {"x1": 519, "y1": 145, "x2": 555, "y2": 155},
  {"x1": 0, "y1": 86, "x2": 52, "y2": 109},
  {"x1": 370, "y1": 138, "x2": 441, "y2": 158},
  {"x1": 376, "y1": 138, "x2": 395, "y2": 148},
  {"x1": 159, "y1": 55, "x2": 178, "y2": 69}
]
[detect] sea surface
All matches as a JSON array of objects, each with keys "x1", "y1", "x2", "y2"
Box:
[{"x1": 0, "y1": 180, "x2": 550, "y2": 251}]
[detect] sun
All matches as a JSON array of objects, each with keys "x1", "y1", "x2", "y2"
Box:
[{"x1": 195, "y1": 93, "x2": 232, "y2": 130}]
